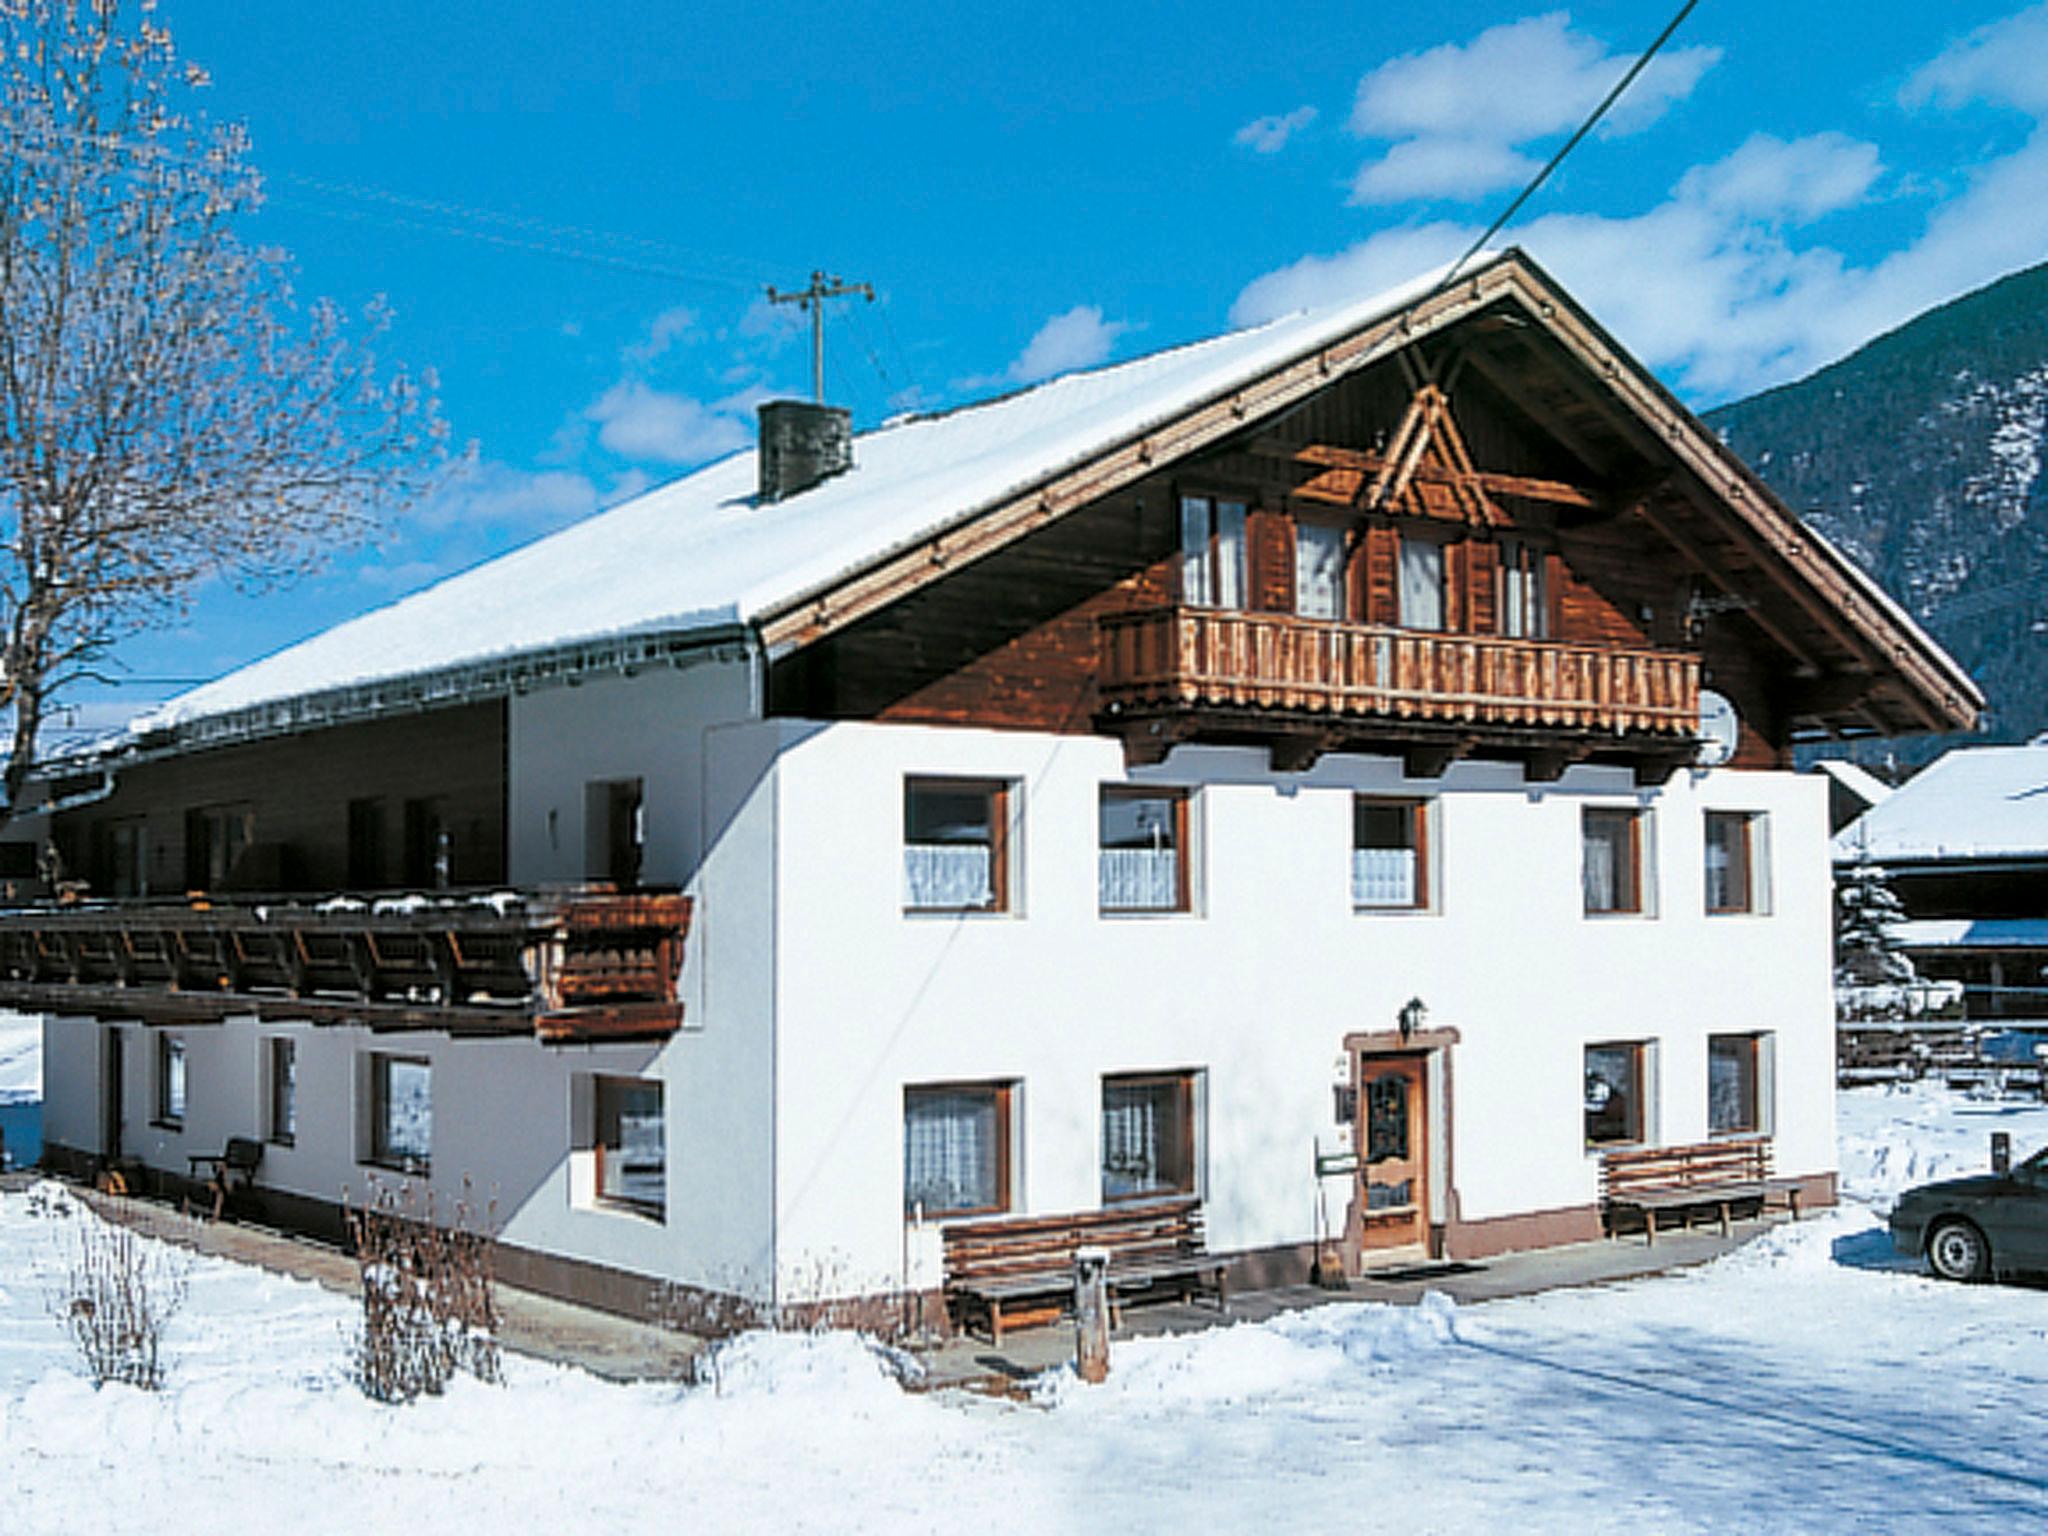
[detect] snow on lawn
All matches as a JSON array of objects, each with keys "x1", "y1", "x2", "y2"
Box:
[
  {"x1": 0, "y1": 1010, "x2": 37, "y2": 1105},
  {"x1": 4, "y1": 1092, "x2": 2048, "y2": 1533}
]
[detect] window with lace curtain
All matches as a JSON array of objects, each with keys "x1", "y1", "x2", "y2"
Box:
[
  {"x1": 903, "y1": 1082, "x2": 1014, "y2": 1218},
  {"x1": 1099, "y1": 787, "x2": 1189, "y2": 914},
  {"x1": 903, "y1": 778, "x2": 1011, "y2": 913},
  {"x1": 1100, "y1": 1072, "x2": 1198, "y2": 1203},
  {"x1": 1353, "y1": 797, "x2": 1429, "y2": 910},
  {"x1": 1582, "y1": 807, "x2": 1647, "y2": 916}
]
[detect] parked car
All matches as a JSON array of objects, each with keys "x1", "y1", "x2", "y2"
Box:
[{"x1": 1889, "y1": 1145, "x2": 2048, "y2": 1281}]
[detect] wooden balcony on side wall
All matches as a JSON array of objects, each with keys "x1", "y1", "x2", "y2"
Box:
[
  {"x1": 0, "y1": 887, "x2": 692, "y2": 1043},
  {"x1": 1097, "y1": 606, "x2": 1702, "y2": 775}
]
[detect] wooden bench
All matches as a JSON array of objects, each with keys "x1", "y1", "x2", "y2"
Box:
[
  {"x1": 941, "y1": 1197, "x2": 1229, "y2": 1342},
  {"x1": 1599, "y1": 1138, "x2": 1804, "y2": 1244},
  {"x1": 184, "y1": 1136, "x2": 264, "y2": 1221}
]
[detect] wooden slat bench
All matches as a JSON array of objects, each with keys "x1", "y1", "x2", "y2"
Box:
[
  {"x1": 941, "y1": 1197, "x2": 1229, "y2": 1342},
  {"x1": 1599, "y1": 1138, "x2": 1804, "y2": 1245}
]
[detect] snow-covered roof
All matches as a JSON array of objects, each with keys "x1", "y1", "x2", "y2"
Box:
[
  {"x1": 1813, "y1": 758, "x2": 1895, "y2": 812},
  {"x1": 1834, "y1": 743, "x2": 2048, "y2": 863},
  {"x1": 133, "y1": 260, "x2": 1468, "y2": 740},
  {"x1": 1893, "y1": 918, "x2": 2048, "y2": 950}
]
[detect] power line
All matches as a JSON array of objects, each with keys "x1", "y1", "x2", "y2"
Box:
[{"x1": 1435, "y1": 0, "x2": 1704, "y2": 295}]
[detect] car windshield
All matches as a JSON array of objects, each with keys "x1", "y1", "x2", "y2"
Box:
[{"x1": 2018, "y1": 1147, "x2": 2048, "y2": 1178}]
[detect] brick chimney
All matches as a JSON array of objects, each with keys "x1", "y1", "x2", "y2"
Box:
[{"x1": 757, "y1": 399, "x2": 853, "y2": 503}]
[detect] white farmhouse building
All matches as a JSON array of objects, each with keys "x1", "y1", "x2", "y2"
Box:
[{"x1": 6, "y1": 250, "x2": 1977, "y2": 1320}]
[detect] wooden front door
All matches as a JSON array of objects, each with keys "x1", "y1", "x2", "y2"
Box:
[{"x1": 1355, "y1": 1054, "x2": 1428, "y2": 1254}]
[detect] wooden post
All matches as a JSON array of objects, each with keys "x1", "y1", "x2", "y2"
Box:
[{"x1": 1074, "y1": 1244, "x2": 1110, "y2": 1384}]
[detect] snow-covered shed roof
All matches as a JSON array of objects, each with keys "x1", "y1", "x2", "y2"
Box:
[
  {"x1": 1893, "y1": 918, "x2": 2048, "y2": 951},
  {"x1": 1834, "y1": 743, "x2": 2048, "y2": 863},
  {"x1": 108, "y1": 246, "x2": 1976, "y2": 756}
]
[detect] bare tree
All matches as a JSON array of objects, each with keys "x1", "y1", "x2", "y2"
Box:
[{"x1": 0, "y1": 0, "x2": 444, "y2": 815}]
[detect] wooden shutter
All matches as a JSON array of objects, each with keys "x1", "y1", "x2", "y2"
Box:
[
  {"x1": 1465, "y1": 539, "x2": 1498, "y2": 635},
  {"x1": 1247, "y1": 509, "x2": 1296, "y2": 613},
  {"x1": 1364, "y1": 523, "x2": 1399, "y2": 626}
]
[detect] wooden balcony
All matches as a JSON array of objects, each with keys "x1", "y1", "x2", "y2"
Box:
[
  {"x1": 1098, "y1": 606, "x2": 1701, "y2": 775},
  {"x1": 0, "y1": 887, "x2": 692, "y2": 1043}
]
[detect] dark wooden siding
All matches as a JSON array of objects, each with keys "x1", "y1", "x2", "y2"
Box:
[{"x1": 56, "y1": 701, "x2": 508, "y2": 896}]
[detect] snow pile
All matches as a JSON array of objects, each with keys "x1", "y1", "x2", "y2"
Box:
[
  {"x1": 0, "y1": 1010, "x2": 38, "y2": 1105},
  {"x1": 1837, "y1": 1078, "x2": 2048, "y2": 1208}
]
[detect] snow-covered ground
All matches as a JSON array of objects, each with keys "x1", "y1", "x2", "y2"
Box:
[{"x1": 2, "y1": 1084, "x2": 2046, "y2": 1533}]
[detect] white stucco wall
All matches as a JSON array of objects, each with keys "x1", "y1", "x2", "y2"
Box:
[{"x1": 762, "y1": 721, "x2": 1836, "y2": 1295}]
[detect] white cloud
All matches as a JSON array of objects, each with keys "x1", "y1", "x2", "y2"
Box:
[
  {"x1": 585, "y1": 381, "x2": 752, "y2": 465},
  {"x1": 621, "y1": 305, "x2": 699, "y2": 367},
  {"x1": 416, "y1": 460, "x2": 599, "y2": 535},
  {"x1": 1677, "y1": 132, "x2": 1884, "y2": 223},
  {"x1": 1235, "y1": 105, "x2": 1317, "y2": 154},
  {"x1": 1902, "y1": 1, "x2": 2048, "y2": 116},
  {"x1": 1352, "y1": 138, "x2": 1540, "y2": 206},
  {"x1": 1346, "y1": 12, "x2": 1720, "y2": 204},
  {"x1": 1002, "y1": 305, "x2": 1133, "y2": 385},
  {"x1": 1231, "y1": 222, "x2": 1471, "y2": 328}
]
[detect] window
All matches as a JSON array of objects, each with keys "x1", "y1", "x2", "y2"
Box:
[
  {"x1": 904, "y1": 1082, "x2": 1014, "y2": 1218},
  {"x1": 1709, "y1": 1033, "x2": 1772, "y2": 1136},
  {"x1": 1499, "y1": 538, "x2": 1549, "y2": 639},
  {"x1": 585, "y1": 778, "x2": 645, "y2": 888},
  {"x1": 402, "y1": 798, "x2": 451, "y2": 889},
  {"x1": 369, "y1": 1054, "x2": 432, "y2": 1174},
  {"x1": 1705, "y1": 811, "x2": 1767, "y2": 915},
  {"x1": 184, "y1": 803, "x2": 253, "y2": 891},
  {"x1": 1353, "y1": 797, "x2": 1429, "y2": 910},
  {"x1": 155, "y1": 1033, "x2": 187, "y2": 1127},
  {"x1": 1099, "y1": 787, "x2": 1189, "y2": 913},
  {"x1": 595, "y1": 1077, "x2": 665, "y2": 1215},
  {"x1": 1585, "y1": 1041, "x2": 1650, "y2": 1147},
  {"x1": 1179, "y1": 493, "x2": 1246, "y2": 609},
  {"x1": 96, "y1": 818, "x2": 148, "y2": 897},
  {"x1": 1398, "y1": 532, "x2": 1446, "y2": 631},
  {"x1": 903, "y1": 777, "x2": 1010, "y2": 913},
  {"x1": 1582, "y1": 807, "x2": 1646, "y2": 915},
  {"x1": 268, "y1": 1037, "x2": 296, "y2": 1146},
  {"x1": 1295, "y1": 523, "x2": 1345, "y2": 620},
  {"x1": 347, "y1": 798, "x2": 387, "y2": 889},
  {"x1": 1101, "y1": 1072, "x2": 1198, "y2": 1203}
]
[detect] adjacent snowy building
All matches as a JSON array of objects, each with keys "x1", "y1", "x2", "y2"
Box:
[
  {"x1": 4, "y1": 249, "x2": 1977, "y2": 1317},
  {"x1": 1835, "y1": 738, "x2": 2048, "y2": 1022}
]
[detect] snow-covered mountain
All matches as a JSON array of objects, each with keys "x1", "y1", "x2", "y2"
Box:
[{"x1": 1709, "y1": 260, "x2": 2048, "y2": 751}]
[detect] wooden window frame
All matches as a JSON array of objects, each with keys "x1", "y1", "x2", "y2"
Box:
[
  {"x1": 1100, "y1": 1070, "x2": 1199, "y2": 1204},
  {"x1": 153, "y1": 1031, "x2": 186, "y2": 1130},
  {"x1": 1352, "y1": 796, "x2": 1431, "y2": 912},
  {"x1": 1584, "y1": 1040, "x2": 1648, "y2": 1149},
  {"x1": 1582, "y1": 807, "x2": 1646, "y2": 916},
  {"x1": 1177, "y1": 489, "x2": 1250, "y2": 610},
  {"x1": 1497, "y1": 536, "x2": 1552, "y2": 639},
  {"x1": 902, "y1": 776, "x2": 1012, "y2": 915},
  {"x1": 1707, "y1": 1033, "x2": 1763, "y2": 1137},
  {"x1": 367, "y1": 1052, "x2": 432, "y2": 1176},
  {"x1": 1098, "y1": 786, "x2": 1192, "y2": 915},
  {"x1": 593, "y1": 1075, "x2": 666, "y2": 1219},
  {"x1": 1292, "y1": 517, "x2": 1348, "y2": 622},
  {"x1": 267, "y1": 1036, "x2": 296, "y2": 1147},
  {"x1": 1704, "y1": 810, "x2": 1757, "y2": 916},
  {"x1": 903, "y1": 1080, "x2": 1015, "y2": 1220}
]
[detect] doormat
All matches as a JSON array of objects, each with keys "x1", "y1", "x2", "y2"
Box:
[{"x1": 1355, "y1": 1261, "x2": 1484, "y2": 1283}]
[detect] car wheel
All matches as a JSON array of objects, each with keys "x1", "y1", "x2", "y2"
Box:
[{"x1": 1926, "y1": 1219, "x2": 1990, "y2": 1282}]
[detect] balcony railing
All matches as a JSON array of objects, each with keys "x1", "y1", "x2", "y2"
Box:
[
  {"x1": 0, "y1": 887, "x2": 692, "y2": 1043},
  {"x1": 1098, "y1": 607, "x2": 1700, "y2": 739}
]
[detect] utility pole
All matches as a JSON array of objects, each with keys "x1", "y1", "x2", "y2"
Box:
[{"x1": 766, "y1": 270, "x2": 875, "y2": 403}]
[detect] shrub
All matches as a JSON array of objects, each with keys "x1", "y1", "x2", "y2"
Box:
[
  {"x1": 45, "y1": 1200, "x2": 190, "y2": 1391},
  {"x1": 345, "y1": 1179, "x2": 501, "y2": 1404}
]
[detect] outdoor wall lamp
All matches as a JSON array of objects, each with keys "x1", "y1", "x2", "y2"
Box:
[{"x1": 1398, "y1": 997, "x2": 1427, "y2": 1040}]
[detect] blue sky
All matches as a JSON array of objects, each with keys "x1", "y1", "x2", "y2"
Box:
[{"x1": 60, "y1": 1, "x2": 2048, "y2": 733}]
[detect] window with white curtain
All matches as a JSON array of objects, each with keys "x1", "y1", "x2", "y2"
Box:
[
  {"x1": 1398, "y1": 533, "x2": 1446, "y2": 631},
  {"x1": 904, "y1": 778, "x2": 1011, "y2": 912},
  {"x1": 1499, "y1": 537, "x2": 1549, "y2": 638},
  {"x1": 903, "y1": 1083, "x2": 1013, "y2": 1218},
  {"x1": 1295, "y1": 523, "x2": 1345, "y2": 620},
  {"x1": 1099, "y1": 788, "x2": 1189, "y2": 913},
  {"x1": 1582, "y1": 807, "x2": 1646, "y2": 915},
  {"x1": 1180, "y1": 494, "x2": 1247, "y2": 609},
  {"x1": 1101, "y1": 1072, "x2": 1198, "y2": 1202},
  {"x1": 1705, "y1": 811, "x2": 1767, "y2": 915},
  {"x1": 1353, "y1": 797, "x2": 1429, "y2": 910}
]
